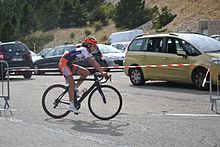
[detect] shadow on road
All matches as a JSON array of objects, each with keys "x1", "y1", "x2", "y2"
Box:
[
  {"x1": 45, "y1": 118, "x2": 129, "y2": 136},
  {"x1": 128, "y1": 81, "x2": 212, "y2": 95}
]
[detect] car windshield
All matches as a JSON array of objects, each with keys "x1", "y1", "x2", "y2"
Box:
[
  {"x1": 179, "y1": 34, "x2": 220, "y2": 53},
  {"x1": 98, "y1": 45, "x2": 121, "y2": 53},
  {"x1": 3, "y1": 44, "x2": 27, "y2": 52}
]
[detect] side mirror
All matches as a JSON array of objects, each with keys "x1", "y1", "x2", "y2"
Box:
[{"x1": 177, "y1": 50, "x2": 187, "y2": 58}]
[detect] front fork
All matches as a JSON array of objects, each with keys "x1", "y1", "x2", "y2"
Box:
[{"x1": 97, "y1": 83, "x2": 106, "y2": 103}]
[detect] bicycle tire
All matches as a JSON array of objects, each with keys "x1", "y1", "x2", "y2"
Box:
[
  {"x1": 42, "y1": 84, "x2": 70, "y2": 119},
  {"x1": 88, "y1": 85, "x2": 122, "y2": 120}
]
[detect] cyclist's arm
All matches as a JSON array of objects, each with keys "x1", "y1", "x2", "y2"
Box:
[{"x1": 87, "y1": 57, "x2": 106, "y2": 74}]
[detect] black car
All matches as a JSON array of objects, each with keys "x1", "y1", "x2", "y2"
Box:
[
  {"x1": 0, "y1": 41, "x2": 33, "y2": 79},
  {"x1": 33, "y1": 44, "x2": 104, "y2": 74}
]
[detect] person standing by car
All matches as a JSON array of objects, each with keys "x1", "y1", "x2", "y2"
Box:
[{"x1": 58, "y1": 37, "x2": 108, "y2": 114}]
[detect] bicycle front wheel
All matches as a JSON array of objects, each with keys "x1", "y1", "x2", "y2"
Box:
[
  {"x1": 88, "y1": 85, "x2": 122, "y2": 120},
  {"x1": 42, "y1": 84, "x2": 70, "y2": 119}
]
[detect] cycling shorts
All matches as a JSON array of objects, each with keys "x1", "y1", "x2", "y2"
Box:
[{"x1": 58, "y1": 58, "x2": 80, "y2": 78}]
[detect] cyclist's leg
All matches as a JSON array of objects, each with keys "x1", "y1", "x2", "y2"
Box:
[
  {"x1": 65, "y1": 75, "x2": 75, "y2": 102},
  {"x1": 59, "y1": 59, "x2": 75, "y2": 102},
  {"x1": 72, "y1": 64, "x2": 90, "y2": 87}
]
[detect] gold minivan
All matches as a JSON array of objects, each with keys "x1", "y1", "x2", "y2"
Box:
[{"x1": 124, "y1": 33, "x2": 220, "y2": 90}]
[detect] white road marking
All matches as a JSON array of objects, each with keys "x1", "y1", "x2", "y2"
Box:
[
  {"x1": 150, "y1": 113, "x2": 220, "y2": 117},
  {"x1": 0, "y1": 108, "x2": 17, "y2": 111}
]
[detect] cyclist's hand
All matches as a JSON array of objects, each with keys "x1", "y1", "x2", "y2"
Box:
[{"x1": 101, "y1": 72, "x2": 108, "y2": 78}]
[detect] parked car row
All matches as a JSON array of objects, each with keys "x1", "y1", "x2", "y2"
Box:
[{"x1": 33, "y1": 44, "x2": 124, "y2": 75}]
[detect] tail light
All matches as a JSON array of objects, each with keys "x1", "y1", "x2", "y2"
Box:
[
  {"x1": 0, "y1": 52, "x2": 4, "y2": 60},
  {"x1": 0, "y1": 46, "x2": 3, "y2": 60}
]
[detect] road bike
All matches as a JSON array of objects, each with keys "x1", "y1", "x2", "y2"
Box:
[{"x1": 42, "y1": 73, "x2": 122, "y2": 120}]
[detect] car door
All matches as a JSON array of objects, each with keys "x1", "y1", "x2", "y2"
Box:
[
  {"x1": 38, "y1": 48, "x2": 57, "y2": 68},
  {"x1": 127, "y1": 37, "x2": 164, "y2": 80},
  {"x1": 143, "y1": 37, "x2": 165, "y2": 79},
  {"x1": 163, "y1": 37, "x2": 189, "y2": 82}
]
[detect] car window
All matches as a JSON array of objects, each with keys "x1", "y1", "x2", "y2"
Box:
[
  {"x1": 64, "y1": 46, "x2": 75, "y2": 52},
  {"x1": 54, "y1": 47, "x2": 64, "y2": 56},
  {"x1": 44, "y1": 49, "x2": 55, "y2": 57},
  {"x1": 128, "y1": 39, "x2": 146, "y2": 51},
  {"x1": 166, "y1": 38, "x2": 178, "y2": 54},
  {"x1": 118, "y1": 44, "x2": 124, "y2": 50},
  {"x1": 181, "y1": 40, "x2": 201, "y2": 56},
  {"x1": 143, "y1": 37, "x2": 163, "y2": 52},
  {"x1": 3, "y1": 44, "x2": 27, "y2": 52}
]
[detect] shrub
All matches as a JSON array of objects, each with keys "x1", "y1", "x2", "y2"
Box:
[
  {"x1": 152, "y1": 6, "x2": 176, "y2": 30},
  {"x1": 70, "y1": 32, "x2": 75, "y2": 39},
  {"x1": 84, "y1": 29, "x2": 91, "y2": 36},
  {"x1": 94, "y1": 21, "x2": 103, "y2": 32}
]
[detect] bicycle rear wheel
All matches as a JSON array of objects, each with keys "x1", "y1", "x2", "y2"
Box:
[
  {"x1": 42, "y1": 84, "x2": 70, "y2": 119},
  {"x1": 88, "y1": 85, "x2": 122, "y2": 120}
]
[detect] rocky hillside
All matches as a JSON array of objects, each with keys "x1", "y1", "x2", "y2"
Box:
[
  {"x1": 44, "y1": 0, "x2": 220, "y2": 48},
  {"x1": 144, "y1": 0, "x2": 220, "y2": 33}
]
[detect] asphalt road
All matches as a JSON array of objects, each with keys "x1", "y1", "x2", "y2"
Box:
[{"x1": 1, "y1": 71, "x2": 220, "y2": 147}]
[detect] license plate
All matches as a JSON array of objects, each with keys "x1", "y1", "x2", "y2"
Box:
[{"x1": 11, "y1": 57, "x2": 24, "y2": 61}]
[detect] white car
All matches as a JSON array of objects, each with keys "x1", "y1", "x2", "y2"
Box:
[
  {"x1": 30, "y1": 51, "x2": 42, "y2": 63},
  {"x1": 111, "y1": 41, "x2": 130, "y2": 52},
  {"x1": 97, "y1": 44, "x2": 125, "y2": 70}
]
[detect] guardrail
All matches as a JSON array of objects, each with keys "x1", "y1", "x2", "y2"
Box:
[{"x1": 0, "y1": 60, "x2": 12, "y2": 116}]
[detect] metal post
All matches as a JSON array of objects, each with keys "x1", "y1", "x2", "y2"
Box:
[
  {"x1": 209, "y1": 59, "x2": 220, "y2": 113},
  {"x1": 0, "y1": 60, "x2": 12, "y2": 116}
]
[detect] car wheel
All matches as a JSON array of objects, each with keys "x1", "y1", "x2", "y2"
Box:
[
  {"x1": 23, "y1": 71, "x2": 32, "y2": 79},
  {"x1": 129, "y1": 68, "x2": 145, "y2": 86},
  {"x1": 192, "y1": 68, "x2": 209, "y2": 90},
  {"x1": 34, "y1": 64, "x2": 44, "y2": 75}
]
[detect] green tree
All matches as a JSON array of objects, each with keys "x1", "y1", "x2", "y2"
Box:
[
  {"x1": 58, "y1": 0, "x2": 74, "y2": 28},
  {"x1": 88, "y1": 6, "x2": 108, "y2": 25},
  {"x1": 36, "y1": 0, "x2": 59, "y2": 30},
  {"x1": 19, "y1": 2, "x2": 36, "y2": 36},
  {"x1": 71, "y1": 0, "x2": 87, "y2": 27},
  {"x1": 153, "y1": 6, "x2": 176, "y2": 30},
  {"x1": 1, "y1": 21, "x2": 16, "y2": 42},
  {"x1": 114, "y1": 0, "x2": 147, "y2": 29}
]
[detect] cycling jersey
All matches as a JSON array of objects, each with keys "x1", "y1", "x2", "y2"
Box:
[
  {"x1": 59, "y1": 46, "x2": 93, "y2": 78},
  {"x1": 63, "y1": 46, "x2": 93, "y2": 62}
]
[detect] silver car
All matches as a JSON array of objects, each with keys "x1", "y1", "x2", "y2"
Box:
[{"x1": 97, "y1": 44, "x2": 125, "y2": 70}]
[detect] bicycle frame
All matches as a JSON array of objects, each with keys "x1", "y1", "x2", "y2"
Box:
[{"x1": 59, "y1": 74, "x2": 107, "y2": 105}]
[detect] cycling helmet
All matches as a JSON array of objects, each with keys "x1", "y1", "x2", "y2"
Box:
[{"x1": 83, "y1": 37, "x2": 97, "y2": 47}]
